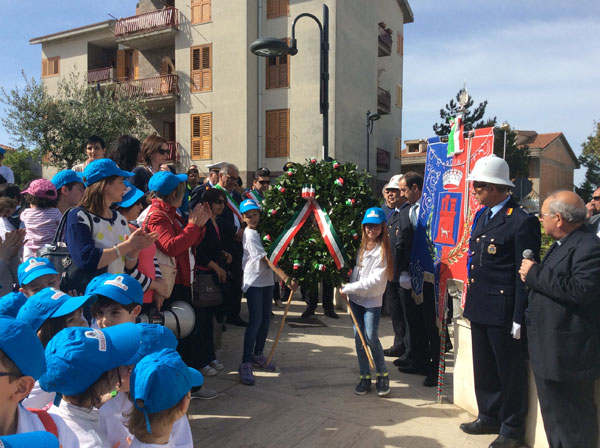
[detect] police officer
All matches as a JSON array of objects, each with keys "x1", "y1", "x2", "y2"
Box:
[{"x1": 460, "y1": 155, "x2": 541, "y2": 448}]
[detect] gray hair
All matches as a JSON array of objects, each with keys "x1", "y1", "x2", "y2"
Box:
[
  {"x1": 220, "y1": 163, "x2": 239, "y2": 176},
  {"x1": 547, "y1": 191, "x2": 587, "y2": 223}
]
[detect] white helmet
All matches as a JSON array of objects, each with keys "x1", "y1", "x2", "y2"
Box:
[
  {"x1": 387, "y1": 174, "x2": 403, "y2": 189},
  {"x1": 467, "y1": 155, "x2": 514, "y2": 187}
]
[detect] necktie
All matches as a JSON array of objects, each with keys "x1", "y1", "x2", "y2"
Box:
[
  {"x1": 410, "y1": 204, "x2": 418, "y2": 228},
  {"x1": 483, "y1": 209, "x2": 493, "y2": 227}
]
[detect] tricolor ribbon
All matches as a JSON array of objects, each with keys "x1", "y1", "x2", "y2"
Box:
[
  {"x1": 215, "y1": 185, "x2": 242, "y2": 222},
  {"x1": 245, "y1": 189, "x2": 264, "y2": 208}
]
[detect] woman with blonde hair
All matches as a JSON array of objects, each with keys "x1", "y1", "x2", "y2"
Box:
[{"x1": 131, "y1": 135, "x2": 170, "y2": 192}]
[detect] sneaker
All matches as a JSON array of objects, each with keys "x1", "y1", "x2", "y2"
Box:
[
  {"x1": 238, "y1": 362, "x2": 255, "y2": 385},
  {"x1": 199, "y1": 365, "x2": 218, "y2": 377},
  {"x1": 191, "y1": 385, "x2": 218, "y2": 400},
  {"x1": 354, "y1": 376, "x2": 371, "y2": 395},
  {"x1": 376, "y1": 374, "x2": 390, "y2": 397},
  {"x1": 209, "y1": 360, "x2": 225, "y2": 371},
  {"x1": 252, "y1": 353, "x2": 276, "y2": 372}
]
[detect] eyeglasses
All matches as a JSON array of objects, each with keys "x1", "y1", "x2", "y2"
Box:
[
  {"x1": 473, "y1": 182, "x2": 489, "y2": 190},
  {"x1": 213, "y1": 199, "x2": 226, "y2": 205},
  {"x1": 592, "y1": 196, "x2": 600, "y2": 201},
  {"x1": 539, "y1": 212, "x2": 557, "y2": 221},
  {"x1": 158, "y1": 149, "x2": 170, "y2": 155},
  {"x1": 258, "y1": 180, "x2": 270, "y2": 185}
]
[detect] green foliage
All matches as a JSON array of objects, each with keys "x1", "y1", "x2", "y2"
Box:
[
  {"x1": 490, "y1": 123, "x2": 530, "y2": 180},
  {"x1": 3, "y1": 146, "x2": 42, "y2": 188},
  {"x1": 540, "y1": 222, "x2": 553, "y2": 258},
  {"x1": 433, "y1": 89, "x2": 494, "y2": 136},
  {"x1": 258, "y1": 159, "x2": 378, "y2": 286},
  {"x1": 1, "y1": 72, "x2": 151, "y2": 169},
  {"x1": 575, "y1": 121, "x2": 600, "y2": 202}
]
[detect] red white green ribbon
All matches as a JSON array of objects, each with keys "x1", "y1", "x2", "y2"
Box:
[
  {"x1": 447, "y1": 114, "x2": 464, "y2": 157},
  {"x1": 267, "y1": 200, "x2": 347, "y2": 270},
  {"x1": 245, "y1": 190, "x2": 264, "y2": 209},
  {"x1": 215, "y1": 185, "x2": 242, "y2": 222}
]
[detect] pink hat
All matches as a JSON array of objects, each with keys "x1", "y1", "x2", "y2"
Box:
[{"x1": 21, "y1": 179, "x2": 57, "y2": 200}]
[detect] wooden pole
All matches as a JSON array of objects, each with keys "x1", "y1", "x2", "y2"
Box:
[
  {"x1": 342, "y1": 293, "x2": 375, "y2": 370},
  {"x1": 266, "y1": 288, "x2": 294, "y2": 366}
]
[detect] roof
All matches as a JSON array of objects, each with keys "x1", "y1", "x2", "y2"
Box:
[
  {"x1": 0, "y1": 144, "x2": 16, "y2": 152},
  {"x1": 516, "y1": 131, "x2": 579, "y2": 168},
  {"x1": 30, "y1": 20, "x2": 114, "y2": 45},
  {"x1": 397, "y1": 0, "x2": 414, "y2": 24}
]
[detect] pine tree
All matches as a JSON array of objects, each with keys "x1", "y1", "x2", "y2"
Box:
[{"x1": 433, "y1": 90, "x2": 494, "y2": 136}]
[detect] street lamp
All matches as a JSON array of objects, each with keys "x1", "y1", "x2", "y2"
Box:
[
  {"x1": 500, "y1": 122, "x2": 510, "y2": 159},
  {"x1": 366, "y1": 110, "x2": 380, "y2": 173},
  {"x1": 250, "y1": 5, "x2": 330, "y2": 160}
]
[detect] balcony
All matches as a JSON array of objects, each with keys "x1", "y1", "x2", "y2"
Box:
[
  {"x1": 87, "y1": 67, "x2": 114, "y2": 84},
  {"x1": 377, "y1": 87, "x2": 391, "y2": 115},
  {"x1": 115, "y1": 74, "x2": 179, "y2": 102},
  {"x1": 378, "y1": 22, "x2": 393, "y2": 57},
  {"x1": 165, "y1": 141, "x2": 180, "y2": 162},
  {"x1": 114, "y1": 8, "x2": 179, "y2": 49}
]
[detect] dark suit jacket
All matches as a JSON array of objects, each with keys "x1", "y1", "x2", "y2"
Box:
[
  {"x1": 387, "y1": 202, "x2": 412, "y2": 280},
  {"x1": 587, "y1": 214, "x2": 600, "y2": 235},
  {"x1": 525, "y1": 226, "x2": 600, "y2": 382},
  {"x1": 464, "y1": 197, "x2": 541, "y2": 326}
]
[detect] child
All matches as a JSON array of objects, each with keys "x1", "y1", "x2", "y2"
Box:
[
  {"x1": 0, "y1": 431, "x2": 59, "y2": 448},
  {"x1": 20, "y1": 179, "x2": 62, "y2": 260},
  {"x1": 0, "y1": 291, "x2": 27, "y2": 317},
  {"x1": 17, "y1": 258, "x2": 60, "y2": 298},
  {"x1": 126, "y1": 348, "x2": 203, "y2": 447},
  {"x1": 88, "y1": 273, "x2": 193, "y2": 448},
  {"x1": 0, "y1": 316, "x2": 78, "y2": 447},
  {"x1": 340, "y1": 207, "x2": 394, "y2": 397},
  {"x1": 238, "y1": 199, "x2": 298, "y2": 386},
  {"x1": 51, "y1": 170, "x2": 85, "y2": 216}
]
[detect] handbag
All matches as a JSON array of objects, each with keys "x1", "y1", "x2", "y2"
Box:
[
  {"x1": 192, "y1": 272, "x2": 223, "y2": 308},
  {"x1": 144, "y1": 210, "x2": 177, "y2": 298},
  {"x1": 39, "y1": 208, "x2": 107, "y2": 294}
]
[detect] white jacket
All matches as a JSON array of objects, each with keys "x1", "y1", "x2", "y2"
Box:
[{"x1": 341, "y1": 244, "x2": 388, "y2": 308}]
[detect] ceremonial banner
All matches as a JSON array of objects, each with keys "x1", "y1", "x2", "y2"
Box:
[{"x1": 409, "y1": 127, "x2": 495, "y2": 326}]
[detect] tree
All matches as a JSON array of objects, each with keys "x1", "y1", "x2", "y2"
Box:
[
  {"x1": 433, "y1": 89, "x2": 494, "y2": 136},
  {"x1": 1, "y1": 72, "x2": 151, "y2": 169},
  {"x1": 490, "y1": 122, "x2": 530, "y2": 180},
  {"x1": 575, "y1": 121, "x2": 600, "y2": 202},
  {"x1": 3, "y1": 145, "x2": 42, "y2": 188}
]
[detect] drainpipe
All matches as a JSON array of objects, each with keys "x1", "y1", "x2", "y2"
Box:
[{"x1": 256, "y1": 0, "x2": 263, "y2": 170}]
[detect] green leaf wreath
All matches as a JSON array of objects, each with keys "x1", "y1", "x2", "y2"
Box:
[{"x1": 258, "y1": 159, "x2": 378, "y2": 286}]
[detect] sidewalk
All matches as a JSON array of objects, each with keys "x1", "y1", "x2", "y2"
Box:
[{"x1": 188, "y1": 298, "x2": 496, "y2": 448}]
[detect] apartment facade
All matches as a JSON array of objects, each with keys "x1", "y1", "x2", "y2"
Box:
[{"x1": 31, "y1": 0, "x2": 413, "y2": 183}]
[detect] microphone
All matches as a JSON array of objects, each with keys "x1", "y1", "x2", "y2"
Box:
[{"x1": 522, "y1": 249, "x2": 534, "y2": 260}]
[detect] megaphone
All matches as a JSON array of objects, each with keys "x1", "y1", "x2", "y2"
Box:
[{"x1": 136, "y1": 301, "x2": 195, "y2": 339}]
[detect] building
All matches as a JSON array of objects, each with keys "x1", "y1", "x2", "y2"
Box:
[{"x1": 30, "y1": 0, "x2": 414, "y2": 183}]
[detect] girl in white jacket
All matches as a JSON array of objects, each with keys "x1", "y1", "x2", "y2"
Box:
[{"x1": 340, "y1": 207, "x2": 394, "y2": 397}]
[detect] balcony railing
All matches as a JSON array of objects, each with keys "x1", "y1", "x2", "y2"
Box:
[
  {"x1": 114, "y1": 7, "x2": 179, "y2": 38},
  {"x1": 165, "y1": 141, "x2": 179, "y2": 162},
  {"x1": 378, "y1": 23, "x2": 393, "y2": 57},
  {"x1": 116, "y1": 74, "x2": 179, "y2": 98},
  {"x1": 377, "y1": 87, "x2": 391, "y2": 115},
  {"x1": 87, "y1": 67, "x2": 113, "y2": 84}
]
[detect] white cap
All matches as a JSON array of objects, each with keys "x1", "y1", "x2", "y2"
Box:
[
  {"x1": 467, "y1": 155, "x2": 514, "y2": 187},
  {"x1": 387, "y1": 174, "x2": 403, "y2": 189},
  {"x1": 206, "y1": 162, "x2": 227, "y2": 171}
]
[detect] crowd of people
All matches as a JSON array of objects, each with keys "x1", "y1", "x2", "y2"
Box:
[{"x1": 0, "y1": 133, "x2": 598, "y2": 448}]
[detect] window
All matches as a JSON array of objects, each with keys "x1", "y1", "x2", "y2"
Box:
[
  {"x1": 266, "y1": 0, "x2": 288, "y2": 19},
  {"x1": 395, "y1": 137, "x2": 402, "y2": 159},
  {"x1": 42, "y1": 57, "x2": 60, "y2": 78},
  {"x1": 191, "y1": 113, "x2": 212, "y2": 160},
  {"x1": 266, "y1": 40, "x2": 289, "y2": 89},
  {"x1": 266, "y1": 109, "x2": 289, "y2": 158},
  {"x1": 407, "y1": 143, "x2": 420, "y2": 154},
  {"x1": 396, "y1": 84, "x2": 402, "y2": 108},
  {"x1": 191, "y1": 0, "x2": 211, "y2": 24},
  {"x1": 191, "y1": 44, "x2": 212, "y2": 92},
  {"x1": 397, "y1": 32, "x2": 403, "y2": 56}
]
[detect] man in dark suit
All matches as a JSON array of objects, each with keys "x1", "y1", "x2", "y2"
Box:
[
  {"x1": 586, "y1": 186, "x2": 600, "y2": 237},
  {"x1": 519, "y1": 191, "x2": 600, "y2": 448},
  {"x1": 460, "y1": 155, "x2": 541, "y2": 448}
]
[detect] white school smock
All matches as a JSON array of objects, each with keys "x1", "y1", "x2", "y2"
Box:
[
  {"x1": 99, "y1": 391, "x2": 193, "y2": 448},
  {"x1": 22, "y1": 381, "x2": 55, "y2": 409},
  {"x1": 241, "y1": 228, "x2": 274, "y2": 292},
  {"x1": 130, "y1": 438, "x2": 175, "y2": 448},
  {"x1": 49, "y1": 400, "x2": 111, "y2": 448},
  {"x1": 16, "y1": 404, "x2": 79, "y2": 448},
  {"x1": 341, "y1": 244, "x2": 388, "y2": 308}
]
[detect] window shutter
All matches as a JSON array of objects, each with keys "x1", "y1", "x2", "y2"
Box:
[
  {"x1": 278, "y1": 110, "x2": 289, "y2": 156},
  {"x1": 201, "y1": 0, "x2": 211, "y2": 23},
  {"x1": 280, "y1": 0, "x2": 289, "y2": 16},
  {"x1": 191, "y1": 45, "x2": 211, "y2": 92},
  {"x1": 51, "y1": 58, "x2": 59, "y2": 76},
  {"x1": 133, "y1": 50, "x2": 139, "y2": 80},
  {"x1": 397, "y1": 32, "x2": 403, "y2": 56},
  {"x1": 192, "y1": 0, "x2": 211, "y2": 24},
  {"x1": 278, "y1": 55, "x2": 289, "y2": 87},
  {"x1": 266, "y1": 57, "x2": 277, "y2": 89},
  {"x1": 395, "y1": 137, "x2": 402, "y2": 159},
  {"x1": 265, "y1": 41, "x2": 289, "y2": 89},
  {"x1": 396, "y1": 84, "x2": 402, "y2": 107},
  {"x1": 116, "y1": 50, "x2": 126, "y2": 81},
  {"x1": 42, "y1": 59, "x2": 48, "y2": 78},
  {"x1": 266, "y1": 109, "x2": 289, "y2": 157},
  {"x1": 191, "y1": 113, "x2": 212, "y2": 160},
  {"x1": 266, "y1": 0, "x2": 277, "y2": 19}
]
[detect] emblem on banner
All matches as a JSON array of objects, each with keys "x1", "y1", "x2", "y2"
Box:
[{"x1": 434, "y1": 192, "x2": 462, "y2": 246}]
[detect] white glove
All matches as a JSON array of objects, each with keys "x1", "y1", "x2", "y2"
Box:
[
  {"x1": 399, "y1": 271, "x2": 412, "y2": 290},
  {"x1": 511, "y1": 322, "x2": 521, "y2": 340}
]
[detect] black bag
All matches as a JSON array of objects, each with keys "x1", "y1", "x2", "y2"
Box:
[
  {"x1": 38, "y1": 208, "x2": 106, "y2": 294},
  {"x1": 191, "y1": 272, "x2": 224, "y2": 308}
]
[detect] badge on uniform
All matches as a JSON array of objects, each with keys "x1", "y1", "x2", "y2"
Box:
[
  {"x1": 506, "y1": 208, "x2": 513, "y2": 216},
  {"x1": 488, "y1": 244, "x2": 497, "y2": 255}
]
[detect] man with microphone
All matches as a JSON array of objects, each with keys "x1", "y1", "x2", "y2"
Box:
[
  {"x1": 519, "y1": 191, "x2": 600, "y2": 448},
  {"x1": 460, "y1": 155, "x2": 541, "y2": 448}
]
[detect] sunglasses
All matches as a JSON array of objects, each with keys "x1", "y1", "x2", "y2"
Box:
[
  {"x1": 592, "y1": 196, "x2": 600, "y2": 201},
  {"x1": 258, "y1": 180, "x2": 270, "y2": 185},
  {"x1": 213, "y1": 199, "x2": 226, "y2": 205},
  {"x1": 158, "y1": 149, "x2": 170, "y2": 155}
]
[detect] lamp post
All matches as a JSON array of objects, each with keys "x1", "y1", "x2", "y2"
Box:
[
  {"x1": 500, "y1": 122, "x2": 510, "y2": 159},
  {"x1": 250, "y1": 5, "x2": 329, "y2": 160},
  {"x1": 365, "y1": 110, "x2": 380, "y2": 173}
]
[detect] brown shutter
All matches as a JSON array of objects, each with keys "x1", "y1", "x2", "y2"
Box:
[
  {"x1": 133, "y1": 50, "x2": 139, "y2": 80},
  {"x1": 266, "y1": 57, "x2": 277, "y2": 89},
  {"x1": 201, "y1": 45, "x2": 211, "y2": 91},
  {"x1": 116, "y1": 50, "x2": 126, "y2": 81},
  {"x1": 191, "y1": 45, "x2": 211, "y2": 92},
  {"x1": 42, "y1": 59, "x2": 48, "y2": 78},
  {"x1": 280, "y1": 0, "x2": 289, "y2": 16},
  {"x1": 266, "y1": 0, "x2": 277, "y2": 18},
  {"x1": 191, "y1": 0, "x2": 210, "y2": 24},
  {"x1": 191, "y1": 113, "x2": 212, "y2": 160},
  {"x1": 278, "y1": 110, "x2": 289, "y2": 156},
  {"x1": 278, "y1": 54, "x2": 288, "y2": 87},
  {"x1": 201, "y1": 0, "x2": 211, "y2": 22},
  {"x1": 265, "y1": 40, "x2": 289, "y2": 89},
  {"x1": 266, "y1": 109, "x2": 289, "y2": 157}
]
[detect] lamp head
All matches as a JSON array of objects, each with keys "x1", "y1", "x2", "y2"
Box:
[
  {"x1": 368, "y1": 113, "x2": 381, "y2": 122},
  {"x1": 250, "y1": 37, "x2": 291, "y2": 57}
]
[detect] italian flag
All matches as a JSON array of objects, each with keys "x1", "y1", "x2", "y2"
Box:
[{"x1": 447, "y1": 114, "x2": 464, "y2": 157}]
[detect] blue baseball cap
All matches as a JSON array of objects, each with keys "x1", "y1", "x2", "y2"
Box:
[
  {"x1": 0, "y1": 147, "x2": 5, "y2": 155},
  {"x1": 148, "y1": 171, "x2": 187, "y2": 196},
  {"x1": 127, "y1": 324, "x2": 178, "y2": 365},
  {"x1": 16, "y1": 287, "x2": 95, "y2": 332},
  {"x1": 18, "y1": 258, "x2": 58, "y2": 286},
  {"x1": 83, "y1": 158, "x2": 134, "y2": 186},
  {"x1": 51, "y1": 169, "x2": 85, "y2": 190},
  {"x1": 117, "y1": 181, "x2": 145, "y2": 208},
  {"x1": 0, "y1": 316, "x2": 46, "y2": 380},
  {"x1": 362, "y1": 207, "x2": 386, "y2": 225},
  {"x1": 0, "y1": 432, "x2": 59, "y2": 448},
  {"x1": 239, "y1": 199, "x2": 260, "y2": 214},
  {"x1": 40, "y1": 323, "x2": 143, "y2": 395},
  {"x1": 131, "y1": 348, "x2": 202, "y2": 431},
  {"x1": 0, "y1": 292, "x2": 28, "y2": 317},
  {"x1": 85, "y1": 273, "x2": 143, "y2": 306}
]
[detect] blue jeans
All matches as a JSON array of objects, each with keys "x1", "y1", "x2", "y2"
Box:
[
  {"x1": 242, "y1": 285, "x2": 274, "y2": 363},
  {"x1": 349, "y1": 301, "x2": 387, "y2": 376}
]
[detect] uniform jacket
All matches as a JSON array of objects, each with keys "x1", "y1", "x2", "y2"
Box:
[
  {"x1": 464, "y1": 196, "x2": 541, "y2": 326},
  {"x1": 387, "y1": 202, "x2": 412, "y2": 280},
  {"x1": 525, "y1": 226, "x2": 600, "y2": 382}
]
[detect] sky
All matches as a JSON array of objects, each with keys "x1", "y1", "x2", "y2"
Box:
[{"x1": 1, "y1": 0, "x2": 599, "y2": 184}]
